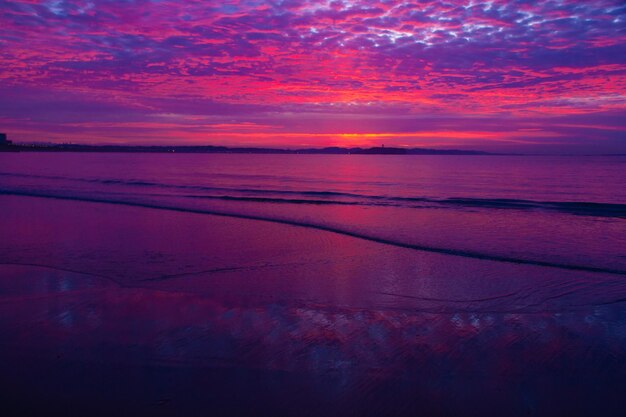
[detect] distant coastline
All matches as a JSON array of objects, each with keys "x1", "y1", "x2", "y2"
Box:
[{"x1": 0, "y1": 143, "x2": 492, "y2": 155}]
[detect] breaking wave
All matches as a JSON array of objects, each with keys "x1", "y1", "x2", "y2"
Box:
[
  {"x1": 1, "y1": 187, "x2": 625, "y2": 276},
  {"x1": 1, "y1": 171, "x2": 624, "y2": 218}
]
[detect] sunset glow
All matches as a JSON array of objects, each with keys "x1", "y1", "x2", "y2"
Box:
[{"x1": 1, "y1": 0, "x2": 625, "y2": 152}]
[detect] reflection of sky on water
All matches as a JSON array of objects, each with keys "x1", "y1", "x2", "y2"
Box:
[
  {"x1": 1, "y1": 267, "x2": 625, "y2": 415},
  {"x1": 1, "y1": 189, "x2": 625, "y2": 415},
  {"x1": 1, "y1": 265, "x2": 624, "y2": 378}
]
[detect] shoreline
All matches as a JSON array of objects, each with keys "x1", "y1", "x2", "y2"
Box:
[
  {"x1": 2, "y1": 191, "x2": 625, "y2": 276},
  {"x1": 1, "y1": 194, "x2": 626, "y2": 416}
]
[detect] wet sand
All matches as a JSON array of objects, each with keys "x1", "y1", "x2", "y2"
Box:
[{"x1": 1, "y1": 195, "x2": 625, "y2": 416}]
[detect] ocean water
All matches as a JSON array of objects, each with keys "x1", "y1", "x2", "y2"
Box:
[
  {"x1": 1, "y1": 153, "x2": 625, "y2": 416},
  {"x1": 1, "y1": 153, "x2": 625, "y2": 273}
]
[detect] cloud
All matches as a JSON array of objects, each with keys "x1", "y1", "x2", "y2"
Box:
[{"x1": 0, "y1": 0, "x2": 624, "y2": 152}]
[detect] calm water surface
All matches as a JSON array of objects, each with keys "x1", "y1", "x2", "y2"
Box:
[
  {"x1": 1, "y1": 153, "x2": 625, "y2": 272},
  {"x1": 0, "y1": 153, "x2": 625, "y2": 416}
]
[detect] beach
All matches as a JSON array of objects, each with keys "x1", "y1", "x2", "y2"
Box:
[
  {"x1": 2, "y1": 0, "x2": 625, "y2": 414},
  {"x1": 1, "y1": 177, "x2": 625, "y2": 415}
]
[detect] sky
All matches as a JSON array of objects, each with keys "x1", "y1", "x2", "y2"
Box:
[{"x1": 0, "y1": 0, "x2": 625, "y2": 153}]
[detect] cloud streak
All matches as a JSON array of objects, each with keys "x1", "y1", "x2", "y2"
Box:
[{"x1": 0, "y1": 0, "x2": 625, "y2": 152}]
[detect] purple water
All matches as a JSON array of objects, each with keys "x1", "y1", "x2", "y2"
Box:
[
  {"x1": 0, "y1": 153, "x2": 625, "y2": 416},
  {"x1": 1, "y1": 153, "x2": 625, "y2": 272}
]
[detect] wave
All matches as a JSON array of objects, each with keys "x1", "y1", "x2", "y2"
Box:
[
  {"x1": 0, "y1": 171, "x2": 365, "y2": 198},
  {"x1": 1, "y1": 171, "x2": 625, "y2": 218},
  {"x1": 1, "y1": 188, "x2": 625, "y2": 276},
  {"x1": 427, "y1": 198, "x2": 626, "y2": 218},
  {"x1": 181, "y1": 195, "x2": 626, "y2": 217},
  {"x1": 185, "y1": 194, "x2": 361, "y2": 205}
]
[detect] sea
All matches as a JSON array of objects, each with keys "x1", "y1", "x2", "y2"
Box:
[
  {"x1": 1, "y1": 153, "x2": 625, "y2": 271},
  {"x1": 0, "y1": 152, "x2": 625, "y2": 416}
]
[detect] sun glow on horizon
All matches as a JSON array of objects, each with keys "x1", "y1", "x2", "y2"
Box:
[{"x1": 0, "y1": 0, "x2": 624, "y2": 153}]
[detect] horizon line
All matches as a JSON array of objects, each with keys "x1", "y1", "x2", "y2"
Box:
[{"x1": 3, "y1": 142, "x2": 626, "y2": 156}]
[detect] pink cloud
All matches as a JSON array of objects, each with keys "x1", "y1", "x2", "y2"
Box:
[{"x1": 0, "y1": 0, "x2": 624, "y2": 152}]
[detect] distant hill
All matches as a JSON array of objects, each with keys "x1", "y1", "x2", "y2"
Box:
[{"x1": 3, "y1": 143, "x2": 493, "y2": 155}]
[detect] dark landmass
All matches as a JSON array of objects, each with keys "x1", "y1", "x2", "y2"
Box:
[{"x1": 0, "y1": 143, "x2": 492, "y2": 155}]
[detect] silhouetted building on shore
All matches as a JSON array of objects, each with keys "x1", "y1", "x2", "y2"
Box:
[{"x1": 0, "y1": 133, "x2": 11, "y2": 145}]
